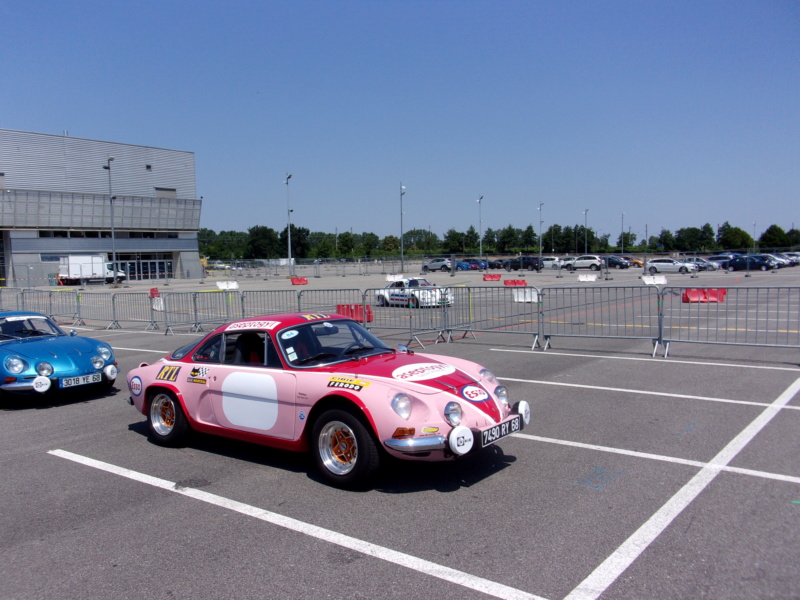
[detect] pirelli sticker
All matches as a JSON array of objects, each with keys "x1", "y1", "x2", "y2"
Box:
[
  {"x1": 156, "y1": 365, "x2": 181, "y2": 382},
  {"x1": 327, "y1": 376, "x2": 370, "y2": 391}
]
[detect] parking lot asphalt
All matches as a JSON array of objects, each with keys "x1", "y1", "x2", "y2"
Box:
[{"x1": 2, "y1": 266, "x2": 800, "y2": 599}]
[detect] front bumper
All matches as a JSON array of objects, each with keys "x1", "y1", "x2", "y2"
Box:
[{"x1": 383, "y1": 400, "x2": 531, "y2": 458}]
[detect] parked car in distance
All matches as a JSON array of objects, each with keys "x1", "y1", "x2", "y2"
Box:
[
  {"x1": 0, "y1": 311, "x2": 118, "y2": 399},
  {"x1": 604, "y1": 256, "x2": 630, "y2": 269},
  {"x1": 619, "y1": 255, "x2": 644, "y2": 267},
  {"x1": 375, "y1": 277, "x2": 453, "y2": 307},
  {"x1": 540, "y1": 257, "x2": 563, "y2": 270},
  {"x1": 126, "y1": 313, "x2": 530, "y2": 488},
  {"x1": 565, "y1": 255, "x2": 603, "y2": 271},
  {"x1": 422, "y1": 258, "x2": 452, "y2": 272},
  {"x1": 464, "y1": 258, "x2": 488, "y2": 270},
  {"x1": 706, "y1": 255, "x2": 735, "y2": 269},
  {"x1": 645, "y1": 258, "x2": 698, "y2": 274},
  {"x1": 727, "y1": 255, "x2": 775, "y2": 272},
  {"x1": 487, "y1": 259, "x2": 504, "y2": 269},
  {"x1": 503, "y1": 256, "x2": 543, "y2": 272},
  {"x1": 682, "y1": 257, "x2": 717, "y2": 271}
]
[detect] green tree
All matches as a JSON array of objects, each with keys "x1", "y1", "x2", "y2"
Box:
[
  {"x1": 717, "y1": 223, "x2": 753, "y2": 251},
  {"x1": 442, "y1": 229, "x2": 465, "y2": 254},
  {"x1": 656, "y1": 229, "x2": 676, "y2": 251},
  {"x1": 381, "y1": 235, "x2": 400, "y2": 253},
  {"x1": 245, "y1": 225, "x2": 281, "y2": 259},
  {"x1": 464, "y1": 226, "x2": 480, "y2": 253},
  {"x1": 759, "y1": 225, "x2": 789, "y2": 249},
  {"x1": 496, "y1": 225, "x2": 520, "y2": 254},
  {"x1": 520, "y1": 225, "x2": 536, "y2": 250}
]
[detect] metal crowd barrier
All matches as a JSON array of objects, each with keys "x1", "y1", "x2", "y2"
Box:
[
  {"x1": 659, "y1": 286, "x2": 800, "y2": 357},
  {"x1": 0, "y1": 285, "x2": 797, "y2": 358}
]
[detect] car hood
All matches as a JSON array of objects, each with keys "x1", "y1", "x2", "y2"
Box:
[
  {"x1": 329, "y1": 351, "x2": 502, "y2": 422},
  {"x1": 0, "y1": 335, "x2": 104, "y2": 361}
]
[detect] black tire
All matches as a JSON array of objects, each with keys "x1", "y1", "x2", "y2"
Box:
[
  {"x1": 590, "y1": 264, "x2": 599, "y2": 271},
  {"x1": 422, "y1": 266, "x2": 429, "y2": 272},
  {"x1": 760, "y1": 265, "x2": 767, "y2": 271},
  {"x1": 441, "y1": 266, "x2": 449, "y2": 272},
  {"x1": 527, "y1": 264, "x2": 534, "y2": 271},
  {"x1": 728, "y1": 266, "x2": 735, "y2": 272},
  {"x1": 679, "y1": 266, "x2": 688, "y2": 274},
  {"x1": 312, "y1": 409, "x2": 379, "y2": 488},
  {"x1": 649, "y1": 266, "x2": 658, "y2": 274},
  {"x1": 505, "y1": 265, "x2": 511, "y2": 272},
  {"x1": 147, "y1": 391, "x2": 190, "y2": 446},
  {"x1": 615, "y1": 265, "x2": 622, "y2": 270},
  {"x1": 377, "y1": 296, "x2": 387, "y2": 307}
]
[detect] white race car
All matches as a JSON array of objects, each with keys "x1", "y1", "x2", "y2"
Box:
[{"x1": 375, "y1": 277, "x2": 454, "y2": 308}]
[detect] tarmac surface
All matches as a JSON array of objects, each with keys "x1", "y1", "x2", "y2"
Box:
[{"x1": 2, "y1": 262, "x2": 799, "y2": 599}]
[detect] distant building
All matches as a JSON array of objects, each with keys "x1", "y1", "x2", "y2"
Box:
[{"x1": 0, "y1": 128, "x2": 202, "y2": 286}]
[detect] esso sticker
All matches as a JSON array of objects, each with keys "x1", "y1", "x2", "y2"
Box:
[
  {"x1": 461, "y1": 385, "x2": 490, "y2": 403},
  {"x1": 129, "y1": 376, "x2": 143, "y2": 396},
  {"x1": 392, "y1": 362, "x2": 455, "y2": 382}
]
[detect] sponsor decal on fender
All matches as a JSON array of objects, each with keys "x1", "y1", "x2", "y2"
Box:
[
  {"x1": 391, "y1": 362, "x2": 456, "y2": 382},
  {"x1": 129, "y1": 376, "x2": 143, "y2": 397},
  {"x1": 188, "y1": 366, "x2": 210, "y2": 384},
  {"x1": 156, "y1": 365, "x2": 181, "y2": 381},
  {"x1": 461, "y1": 384, "x2": 490, "y2": 403},
  {"x1": 327, "y1": 376, "x2": 370, "y2": 391}
]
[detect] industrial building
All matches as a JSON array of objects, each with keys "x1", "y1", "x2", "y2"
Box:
[{"x1": 0, "y1": 128, "x2": 202, "y2": 286}]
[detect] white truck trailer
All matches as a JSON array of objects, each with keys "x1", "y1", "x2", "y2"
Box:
[{"x1": 58, "y1": 255, "x2": 125, "y2": 285}]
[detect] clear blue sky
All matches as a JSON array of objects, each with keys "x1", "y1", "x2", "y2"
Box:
[{"x1": 2, "y1": 0, "x2": 798, "y2": 244}]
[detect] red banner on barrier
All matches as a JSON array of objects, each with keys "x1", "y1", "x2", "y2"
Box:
[
  {"x1": 483, "y1": 273, "x2": 501, "y2": 281},
  {"x1": 291, "y1": 277, "x2": 308, "y2": 285},
  {"x1": 503, "y1": 279, "x2": 526, "y2": 286}
]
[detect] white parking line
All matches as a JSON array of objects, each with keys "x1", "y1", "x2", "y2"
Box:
[
  {"x1": 512, "y1": 434, "x2": 800, "y2": 485},
  {"x1": 492, "y1": 348, "x2": 800, "y2": 372},
  {"x1": 563, "y1": 377, "x2": 800, "y2": 600},
  {"x1": 47, "y1": 449, "x2": 547, "y2": 600},
  {"x1": 498, "y1": 377, "x2": 800, "y2": 410}
]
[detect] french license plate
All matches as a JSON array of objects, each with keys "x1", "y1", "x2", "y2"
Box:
[
  {"x1": 480, "y1": 415, "x2": 521, "y2": 447},
  {"x1": 60, "y1": 373, "x2": 102, "y2": 388}
]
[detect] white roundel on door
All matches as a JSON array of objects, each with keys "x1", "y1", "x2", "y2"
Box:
[{"x1": 221, "y1": 372, "x2": 278, "y2": 430}]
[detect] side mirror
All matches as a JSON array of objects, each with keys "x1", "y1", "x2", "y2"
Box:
[{"x1": 69, "y1": 330, "x2": 78, "y2": 337}]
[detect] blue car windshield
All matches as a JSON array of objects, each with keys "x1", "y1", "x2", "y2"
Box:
[{"x1": 0, "y1": 315, "x2": 65, "y2": 339}]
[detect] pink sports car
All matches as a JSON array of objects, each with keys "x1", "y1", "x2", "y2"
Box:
[{"x1": 126, "y1": 313, "x2": 530, "y2": 487}]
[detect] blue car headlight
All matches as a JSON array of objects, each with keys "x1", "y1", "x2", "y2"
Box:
[
  {"x1": 5, "y1": 357, "x2": 28, "y2": 374},
  {"x1": 97, "y1": 345, "x2": 112, "y2": 361},
  {"x1": 91, "y1": 356, "x2": 105, "y2": 370},
  {"x1": 36, "y1": 362, "x2": 54, "y2": 377}
]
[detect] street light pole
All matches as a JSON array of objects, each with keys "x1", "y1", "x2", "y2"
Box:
[
  {"x1": 477, "y1": 195, "x2": 483, "y2": 267},
  {"x1": 621, "y1": 212, "x2": 625, "y2": 255},
  {"x1": 102, "y1": 157, "x2": 118, "y2": 287},
  {"x1": 538, "y1": 202, "x2": 544, "y2": 262},
  {"x1": 400, "y1": 183, "x2": 406, "y2": 272},
  {"x1": 285, "y1": 173, "x2": 293, "y2": 276},
  {"x1": 583, "y1": 209, "x2": 589, "y2": 253}
]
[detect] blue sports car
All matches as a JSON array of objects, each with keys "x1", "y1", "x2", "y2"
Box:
[{"x1": 0, "y1": 311, "x2": 118, "y2": 398}]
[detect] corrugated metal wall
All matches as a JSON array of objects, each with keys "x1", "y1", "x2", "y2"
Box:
[{"x1": 0, "y1": 129, "x2": 196, "y2": 199}]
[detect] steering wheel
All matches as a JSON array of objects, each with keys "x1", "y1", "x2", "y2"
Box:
[{"x1": 343, "y1": 343, "x2": 363, "y2": 355}]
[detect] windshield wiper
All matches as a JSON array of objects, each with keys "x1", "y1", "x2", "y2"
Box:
[{"x1": 296, "y1": 352, "x2": 337, "y2": 365}]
